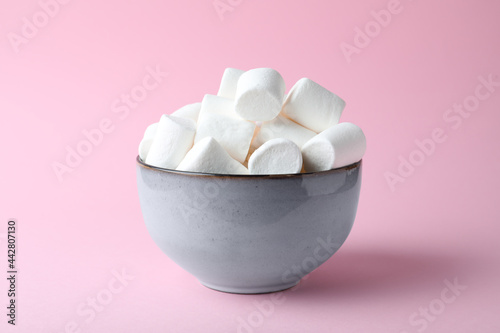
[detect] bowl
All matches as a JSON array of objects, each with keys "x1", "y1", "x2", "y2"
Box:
[{"x1": 136, "y1": 156, "x2": 362, "y2": 294}]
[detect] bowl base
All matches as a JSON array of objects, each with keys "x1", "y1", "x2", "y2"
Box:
[{"x1": 199, "y1": 280, "x2": 300, "y2": 294}]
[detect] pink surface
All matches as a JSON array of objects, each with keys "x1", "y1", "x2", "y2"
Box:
[{"x1": 1, "y1": 0, "x2": 500, "y2": 332}]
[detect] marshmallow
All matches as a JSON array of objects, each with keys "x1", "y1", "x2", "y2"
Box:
[
  {"x1": 177, "y1": 137, "x2": 249, "y2": 175},
  {"x1": 244, "y1": 125, "x2": 261, "y2": 168},
  {"x1": 217, "y1": 68, "x2": 245, "y2": 100},
  {"x1": 249, "y1": 138, "x2": 303, "y2": 175},
  {"x1": 145, "y1": 115, "x2": 196, "y2": 169},
  {"x1": 199, "y1": 94, "x2": 235, "y2": 118},
  {"x1": 195, "y1": 112, "x2": 256, "y2": 163},
  {"x1": 302, "y1": 122, "x2": 366, "y2": 172},
  {"x1": 138, "y1": 122, "x2": 158, "y2": 161},
  {"x1": 253, "y1": 115, "x2": 316, "y2": 149},
  {"x1": 235, "y1": 68, "x2": 286, "y2": 121},
  {"x1": 282, "y1": 78, "x2": 345, "y2": 133},
  {"x1": 171, "y1": 102, "x2": 201, "y2": 123}
]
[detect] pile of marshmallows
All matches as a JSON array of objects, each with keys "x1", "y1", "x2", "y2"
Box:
[{"x1": 139, "y1": 68, "x2": 366, "y2": 175}]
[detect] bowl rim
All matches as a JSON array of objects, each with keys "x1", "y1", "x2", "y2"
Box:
[{"x1": 136, "y1": 156, "x2": 362, "y2": 179}]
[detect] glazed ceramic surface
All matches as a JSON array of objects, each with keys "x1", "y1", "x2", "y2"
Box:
[{"x1": 136, "y1": 157, "x2": 362, "y2": 294}]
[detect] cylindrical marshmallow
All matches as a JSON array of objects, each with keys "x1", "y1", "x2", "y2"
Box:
[
  {"x1": 217, "y1": 68, "x2": 245, "y2": 100},
  {"x1": 199, "y1": 94, "x2": 236, "y2": 118},
  {"x1": 171, "y1": 102, "x2": 201, "y2": 124},
  {"x1": 195, "y1": 112, "x2": 256, "y2": 163},
  {"x1": 253, "y1": 115, "x2": 316, "y2": 149},
  {"x1": 248, "y1": 138, "x2": 303, "y2": 175},
  {"x1": 145, "y1": 115, "x2": 196, "y2": 169},
  {"x1": 282, "y1": 78, "x2": 345, "y2": 133},
  {"x1": 138, "y1": 122, "x2": 158, "y2": 161},
  {"x1": 301, "y1": 122, "x2": 366, "y2": 172},
  {"x1": 177, "y1": 137, "x2": 249, "y2": 175},
  {"x1": 235, "y1": 68, "x2": 286, "y2": 121}
]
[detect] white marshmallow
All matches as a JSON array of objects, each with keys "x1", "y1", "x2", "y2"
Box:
[
  {"x1": 253, "y1": 115, "x2": 316, "y2": 149},
  {"x1": 249, "y1": 138, "x2": 303, "y2": 175},
  {"x1": 195, "y1": 112, "x2": 256, "y2": 163},
  {"x1": 235, "y1": 68, "x2": 286, "y2": 121},
  {"x1": 199, "y1": 94, "x2": 235, "y2": 118},
  {"x1": 244, "y1": 125, "x2": 261, "y2": 168},
  {"x1": 177, "y1": 137, "x2": 249, "y2": 175},
  {"x1": 143, "y1": 122, "x2": 159, "y2": 138},
  {"x1": 282, "y1": 78, "x2": 345, "y2": 133},
  {"x1": 138, "y1": 122, "x2": 158, "y2": 161},
  {"x1": 217, "y1": 68, "x2": 245, "y2": 100},
  {"x1": 171, "y1": 102, "x2": 201, "y2": 123},
  {"x1": 302, "y1": 122, "x2": 366, "y2": 172},
  {"x1": 145, "y1": 115, "x2": 196, "y2": 169}
]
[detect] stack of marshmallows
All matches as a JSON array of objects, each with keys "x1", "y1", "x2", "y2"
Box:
[{"x1": 139, "y1": 68, "x2": 366, "y2": 175}]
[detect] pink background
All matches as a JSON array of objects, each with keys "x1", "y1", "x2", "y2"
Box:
[{"x1": 1, "y1": 0, "x2": 500, "y2": 332}]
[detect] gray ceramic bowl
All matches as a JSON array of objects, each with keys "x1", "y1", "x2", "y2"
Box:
[{"x1": 136, "y1": 156, "x2": 362, "y2": 294}]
